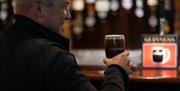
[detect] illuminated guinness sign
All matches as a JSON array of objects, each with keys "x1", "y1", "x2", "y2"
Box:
[
  {"x1": 142, "y1": 35, "x2": 177, "y2": 43},
  {"x1": 143, "y1": 36, "x2": 176, "y2": 43},
  {"x1": 142, "y1": 34, "x2": 178, "y2": 69}
]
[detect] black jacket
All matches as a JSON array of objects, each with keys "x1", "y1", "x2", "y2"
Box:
[{"x1": 0, "y1": 15, "x2": 128, "y2": 91}]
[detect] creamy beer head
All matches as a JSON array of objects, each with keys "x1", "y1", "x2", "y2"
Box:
[{"x1": 104, "y1": 35, "x2": 125, "y2": 58}]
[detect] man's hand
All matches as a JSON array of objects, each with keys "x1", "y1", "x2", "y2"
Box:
[{"x1": 104, "y1": 51, "x2": 131, "y2": 73}]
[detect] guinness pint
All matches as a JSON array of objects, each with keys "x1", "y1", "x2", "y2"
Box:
[{"x1": 104, "y1": 35, "x2": 125, "y2": 58}]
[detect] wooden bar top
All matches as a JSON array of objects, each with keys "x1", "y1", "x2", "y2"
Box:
[{"x1": 80, "y1": 65, "x2": 180, "y2": 83}]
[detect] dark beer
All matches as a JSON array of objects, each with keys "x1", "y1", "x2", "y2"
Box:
[
  {"x1": 153, "y1": 55, "x2": 163, "y2": 62},
  {"x1": 104, "y1": 35, "x2": 125, "y2": 58},
  {"x1": 152, "y1": 48, "x2": 164, "y2": 63}
]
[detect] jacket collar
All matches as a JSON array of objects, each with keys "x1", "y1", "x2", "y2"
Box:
[{"x1": 12, "y1": 14, "x2": 69, "y2": 51}]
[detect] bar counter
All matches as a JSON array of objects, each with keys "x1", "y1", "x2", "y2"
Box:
[
  {"x1": 80, "y1": 65, "x2": 180, "y2": 91},
  {"x1": 71, "y1": 49, "x2": 180, "y2": 91}
]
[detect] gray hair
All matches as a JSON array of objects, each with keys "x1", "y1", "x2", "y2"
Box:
[
  {"x1": 13, "y1": 0, "x2": 54, "y2": 13},
  {"x1": 41, "y1": 0, "x2": 54, "y2": 7},
  {"x1": 13, "y1": 0, "x2": 54, "y2": 7}
]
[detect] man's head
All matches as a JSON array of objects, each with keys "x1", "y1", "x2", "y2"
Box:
[{"x1": 13, "y1": 0, "x2": 71, "y2": 35}]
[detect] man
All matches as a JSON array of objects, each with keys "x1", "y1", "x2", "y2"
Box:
[{"x1": 0, "y1": 0, "x2": 131, "y2": 91}]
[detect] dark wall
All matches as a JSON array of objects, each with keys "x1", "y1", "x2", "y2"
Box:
[
  {"x1": 0, "y1": 0, "x2": 175, "y2": 50},
  {"x1": 71, "y1": 0, "x2": 175, "y2": 49}
]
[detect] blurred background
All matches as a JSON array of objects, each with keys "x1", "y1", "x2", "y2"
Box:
[
  {"x1": 0, "y1": 0, "x2": 178, "y2": 49},
  {"x1": 0, "y1": 0, "x2": 179, "y2": 66}
]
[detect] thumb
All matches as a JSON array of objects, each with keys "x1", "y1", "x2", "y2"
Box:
[
  {"x1": 103, "y1": 58, "x2": 107, "y2": 64},
  {"x1": 103, "y1": 58, "x2": 110, "y2": 65},
  {"x1": 122, "y1": 51, "x2": 129, "y2": 56}
]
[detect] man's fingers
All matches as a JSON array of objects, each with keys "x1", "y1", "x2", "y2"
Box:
[
  {"x1": 123, "y1": 51, "x2": 129, "y2": 56},
  {"x1": 103, "y1": 58, "x2": 109, "y2": 64},
  {"x1": 115, "y1": 51, "x2": 129, "y2": 58}
]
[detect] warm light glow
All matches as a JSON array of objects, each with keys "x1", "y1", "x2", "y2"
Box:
[
  {"x1": 121, "y1": 0, "x2": 133, "y2": 10},
  {"x1": 86, "y1": 0, "x2": 96, "y2": 4},
  {"x1": 147, "y1": 0, "x2": 158, "y2": 6},
  {"x1": 72, "y1": 0, "x2": 85, "y2": 11},
  {"x1": 95, "y1": 0, "x2": 110, "y2": 12},
  {"x1": 135, "y1": 8, "x2": 144, "y2": 18},
  {"x1": 110, "y1": 0, "x2": 119, "y2": 12},
  {"x1": 136, "y1": 0, "x2": 143, "y2": 7},
  {"x1": 95, "y1": 0, "x2": 110, "y2": 19},
  {"x1": 148, "y1": 15, "x2": 158, "y2": 28}
]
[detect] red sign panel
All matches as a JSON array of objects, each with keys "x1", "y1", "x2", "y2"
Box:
[{"x1": 142, "y1": 35, "x2": 178, "y2": 68}]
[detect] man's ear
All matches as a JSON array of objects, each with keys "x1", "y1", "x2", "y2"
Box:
[{"x1": 33, "y1": 0, "x2": 43, "y2": 18}]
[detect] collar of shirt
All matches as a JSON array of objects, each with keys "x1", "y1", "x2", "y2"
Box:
[{"x1": 12, "y1": 14, "x2": 70, "y2": 51}]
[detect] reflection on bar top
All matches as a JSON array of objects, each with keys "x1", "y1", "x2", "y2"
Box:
[{"x1": 130, "y1": 69, "x2": 177, "y2": 79}]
